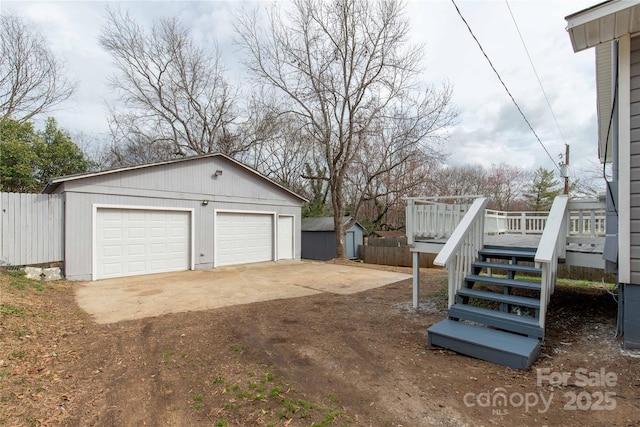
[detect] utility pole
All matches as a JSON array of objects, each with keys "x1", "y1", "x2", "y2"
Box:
[{"x1": 562, "y1": 144, "x2": 570, "y2": 195}]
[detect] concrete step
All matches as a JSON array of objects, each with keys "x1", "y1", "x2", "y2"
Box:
[
  {"x1": 428, "y1": 319, "x2": 541, "y2": 370},
  {"x1": 449, "y1": 304, "x2": 544, "y2": 338}
]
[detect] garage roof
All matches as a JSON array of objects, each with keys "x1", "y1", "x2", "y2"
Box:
[
  {"x1": 43, "y1": 153, "x2": 308, "y2": 202},
  {"x1": 301, "y1": 216, "x2": 363, "y2": 232}
]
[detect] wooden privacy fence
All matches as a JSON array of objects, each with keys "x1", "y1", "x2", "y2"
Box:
[
  {"x1": 0, "y1": 192, "x2": 64, "y2": 266},
  {"x1": 360, "y1": 245, "x2": 437, "y2": 268}
]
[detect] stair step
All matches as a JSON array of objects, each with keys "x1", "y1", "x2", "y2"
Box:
[
  {"x1": 465, "y1": 274, "x2": 541, "y2": 290},
  {"x1": 473, "y1": 261, "x2": 542, "y2": 275},
  {"x1": 456, "y1": 288, "x2": 541, "y2": 308},
  {"x1": 428, "y1": 319, "x2": 541, "y2": 370},
  {"x1": 479, "y1": 246, "x2": 536, "y2": 261},
  {"x1": 449, "y1": 304, "x2": 544, "y2": 338}
]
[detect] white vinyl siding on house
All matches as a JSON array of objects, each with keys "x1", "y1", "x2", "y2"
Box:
[
  {"x1": 277, "y1": 215, "x2": 294, "y2": 260},
  {"x1": 96, "y1": 208, "x2": 190, "y2": 279},
  {"x1": 216, "y1": 212, "x2": 274, "y2": 266}
]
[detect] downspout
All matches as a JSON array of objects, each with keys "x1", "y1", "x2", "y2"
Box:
[{"x1": 610, "y1": 41, "x2": 623, "y2": 336}]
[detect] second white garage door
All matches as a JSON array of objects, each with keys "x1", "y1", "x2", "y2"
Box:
[
  {"x1": 95, "y1": 208, "x2": 191, "y2": 280},
  {"x1": 216, "y1": 212, "x2": 274, "y2": 266}
]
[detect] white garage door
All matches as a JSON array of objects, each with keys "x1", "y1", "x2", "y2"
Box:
[
  {"x1": 216, "y1": 212, "x2": 273, "y2": 266},
  {"x1": 277, "y1": 216, "x2": 294, "y2": 260},
  {"x1": 96, "y1": 208, "x2": 190, "y2": 279}
]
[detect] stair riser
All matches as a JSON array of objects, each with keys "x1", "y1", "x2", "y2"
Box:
[
  {"x1": 465, "y1": 278, "x2": 541, "y2": 291},
  {"x1": 449, "y1": 307, "x2": 544, "y2": 338},
  {"x1": 480, "y1": 254, "x2": 536, "y2": 263},
  {"x1": 428, "y1": 332, "x2": 540, "y2": 370},
  {"x1": 456, "y1": 293, "x2": 540, "y2": 309},
  {"x1": 473, "y1": 266, "x2": 541, "y2": 276}
]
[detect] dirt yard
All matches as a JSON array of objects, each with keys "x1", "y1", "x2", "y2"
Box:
[{"x1": 1, "y1": 261, "x2": 639, "y2": 426}]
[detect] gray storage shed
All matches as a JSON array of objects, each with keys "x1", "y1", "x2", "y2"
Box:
[
  {"x1": 301, "y1": 217, "x2": 364, "y2": 260},
  {"x1": 43, "y1": 153, "x2": 306, "y2": 281}
]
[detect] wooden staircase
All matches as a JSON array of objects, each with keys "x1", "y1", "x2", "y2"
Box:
[{"x1": 428, "y1": 245, "x2": 544, "y2": 369}]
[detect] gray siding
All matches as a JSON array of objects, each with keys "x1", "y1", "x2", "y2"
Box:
[
  {"x1": 631, "y1": 36, "x2": 640, "y2": 284},
  {"x1": 624, "y1": 284, "x2": 640, "y2": 348},
  {"x1": 628, "y1": 36, "x2": 640, "y2": 349},
  {"x1": 59, "y1": 156, "x2": 301, "y2": 207},
  {"x1": 60, "y1": 156, "x2": 303, "y2": 281},
  {"x1": 301, "y1": 231, "x2": 337, "y2": 261},
  {"x1": 301, "y1": 224, "x2": 364, "y2": 260},
  {"x1": 0, "y1": 192, "x2": 64, "y2": 265}
]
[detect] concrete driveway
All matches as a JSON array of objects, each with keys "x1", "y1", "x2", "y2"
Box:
[{"x1": 75, "y1": 260, "x2": 411, "y2": 324}]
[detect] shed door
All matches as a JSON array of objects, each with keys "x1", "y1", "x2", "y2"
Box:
[
  {"x1": 346, "y1": 230, "x2": 356, "y2": 258},
  {"x1": 216, "y1": 212, "x2": 273, "y2": 266},
  {"x1": 96, "y1": 208, "x2": 190, "y2": 279},
  {"x1": 277, "y1": 216, "x2": 294, "y2": 260}
]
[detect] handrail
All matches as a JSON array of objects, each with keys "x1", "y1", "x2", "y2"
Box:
[
  {"x1": 535, "y1": 196, "x2": 569, "y2": 264},
  {"x1": 434, "y1": 197, "x2": 488, "y2": 307},
  {"x1": 534, "y1": 195, "x2": 569, "y2": 335}
]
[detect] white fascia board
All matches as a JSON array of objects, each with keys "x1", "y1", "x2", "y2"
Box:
[{"x1": 566, "y1": 1, "x2": 638, "y2": 29}]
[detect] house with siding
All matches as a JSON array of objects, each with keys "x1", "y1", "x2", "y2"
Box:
[
  {"x1": 566, "y1": 0, "x2": 640, "y2": 349},
  {"x1": 42, "y1": 153, "x2": 306, "y2": 281}
]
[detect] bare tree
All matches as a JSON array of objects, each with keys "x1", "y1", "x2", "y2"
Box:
[
  {"x1": 99, "y1": 8, "x2": 244, "y2": 163},
  {"x1": 571, "y1": 160, "x2": 608, "y2": 200},
  {"x1": 485, "y1": 163, "x2": 529, "y2": 210},
  {"x1": 236, "y1": 0, "x2": 456, "y2": 257},
  {"x1": 429, "y1": 164, "x2": 487, "y2": 198},
  {"x1": 0, "y1": 14, "x2": 75, "y2": 122}
]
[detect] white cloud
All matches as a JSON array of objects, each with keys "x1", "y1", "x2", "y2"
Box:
[{"x1": 3, "y1": 0, "x2": 601, "y2": 177}]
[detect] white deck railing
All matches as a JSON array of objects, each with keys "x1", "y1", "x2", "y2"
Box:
[
  {"x1": 406, "y1": 196, "x2": 480, "y2": 244},
  {"x1": 484, "y1": 201, "x2": 605, "y2": 240},
  {"x1": 534, "y1": 196, "x2": 569, "y2": 335},
  {"x1": 566, "y1": 199, "x2": 606, "y2": 238},
  {"x1": 433, "y1": 197, "x2": 488, "y2": 308},
  {"x1": 484, "y1": 210, "x2": 548, "y2": 235}
]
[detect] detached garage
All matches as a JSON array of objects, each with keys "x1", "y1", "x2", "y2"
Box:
[{"x1": 44, "y1": 154, "x2": 306, "y2": 281}]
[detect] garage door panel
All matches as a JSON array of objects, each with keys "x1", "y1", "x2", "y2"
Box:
[
  {"x1": 150, "y1": 243, "x2": 167, "y2": 254},
  {"x1": 102, "y1": 227, "x2": 122, "y2": 239},
  {"x1": 128, "y1": 227, "x2": 145, "y2": 238},
  {"x1": 171, "y1": 227, "x2": 186, "y2": 237},
  {"x1": 127, "y1": 261, "x2": 146, "y2": 273},
  {"x1": 103, "y1": 245, "x2": 122, "y2": 257},
  {"x1": 128, "y1": 244, "x2": 145, "y2": 256},
  {"x1": 96, "y1": 208, "x2": 190, "y2": 279},
  {"x1": 103, "y1": 263, "x2": 123, "y2": 276},
  {"x1": 216, "y1": 212, "x2": 273, "y2": 266},
  {"x1": 150, "y1": 227, "x2": 166, "y2": 238}
]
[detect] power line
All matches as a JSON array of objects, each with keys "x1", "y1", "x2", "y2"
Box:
[
  {"x1": 450, "y1": 0, "x2": 561, "y2": 173},
  {"x1": 505, "y1": 0, "x2": 569, "y2": 149}
]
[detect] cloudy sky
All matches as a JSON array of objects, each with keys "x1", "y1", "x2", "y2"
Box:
[{"x1": 2, "y1": 0, "x2": 599, "y2": 178}]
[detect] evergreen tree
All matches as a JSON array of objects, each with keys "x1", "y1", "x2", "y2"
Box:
[
  {"x1": 524, "y1": 167, "x2": 562, "y2": 211},
  {"x1": 0, "y1": 119, "x2": 39, "y2": 192},
  {"x1": 0, "y1": 117, "x2": 93, "y2": 192}
]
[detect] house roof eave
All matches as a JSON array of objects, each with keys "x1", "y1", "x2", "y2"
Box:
[{"x1": 566, "y1": 0, "x2": 640, "y2": 52}]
